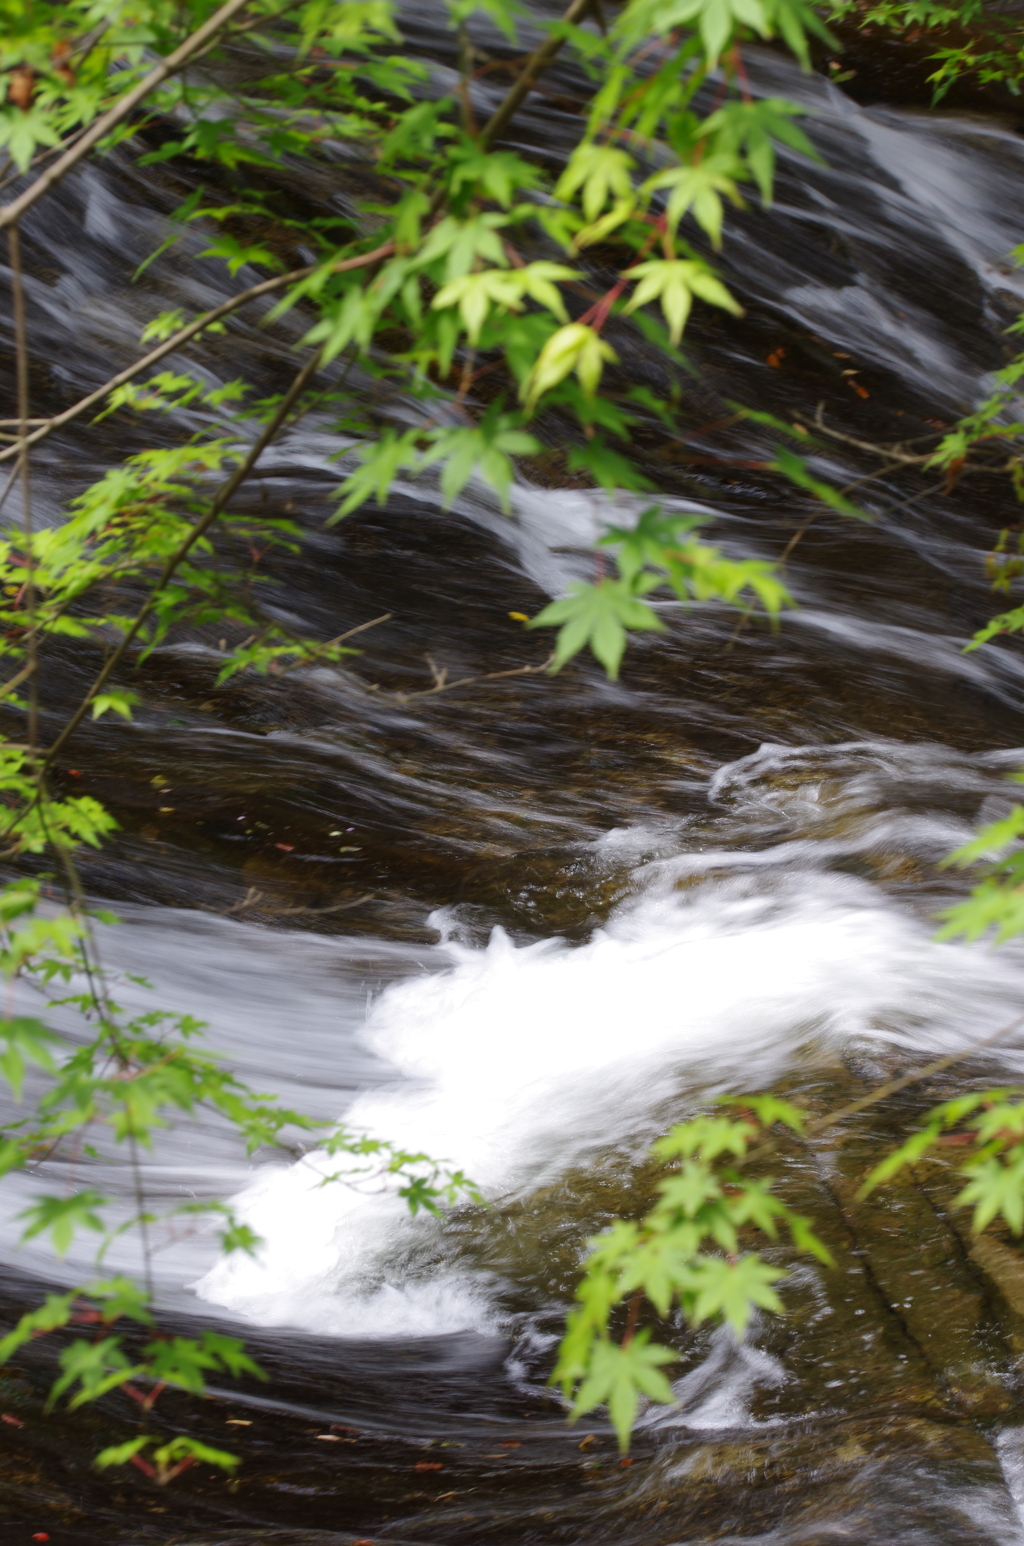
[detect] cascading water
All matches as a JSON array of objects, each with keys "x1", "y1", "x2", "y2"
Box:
[{"x1": 9, "y1": 13, "x2": 1024, "y2": 1542}]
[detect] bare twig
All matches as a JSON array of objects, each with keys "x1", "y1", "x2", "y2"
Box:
[
  {"x1": 269, "y1": 612, "x2": 394, "y2": 678},
  {"x1": 224, "y1": 889, "x2": 374, "y2": 917},
  {"x1": 778, "y1": 512, "x2": 818, "y2": 566},
  {"x1": 811, "y1": 403, "x2": 933, "y2": 464},
  {"x1": 43, "y1": 349, "x2": 325, "y2": 767},
  {"x1": 388, "y1": 652, "x2": 555, "y2": 703},
  {"x1": 481, "y1": 0, "x2": 597, "y2": 145}
]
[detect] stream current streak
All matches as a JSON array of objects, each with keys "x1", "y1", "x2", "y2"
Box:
[{"x1": 7, "y1": 21, "x2": 1024, "y2": 1544}]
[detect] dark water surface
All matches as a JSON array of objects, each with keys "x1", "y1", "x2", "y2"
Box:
[{"x1": 6, "y1": 10, "x2": 1024, "y2": 1543}]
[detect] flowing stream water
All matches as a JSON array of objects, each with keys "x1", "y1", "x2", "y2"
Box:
[{"x1": 6, "y1": 12, "x2": 1024, "y2": 1543}]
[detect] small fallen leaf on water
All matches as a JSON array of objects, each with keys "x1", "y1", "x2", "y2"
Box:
[
  {"x1": 32, "y1": 1535, "x2": 50, "y2": 1542},
  {"x1": 275, "y1": 843, "x2": 294, "y2": 851},
  {"x1": 620, "y1": 1456, "x2": 633, "y2": 1467},
  {"x1": 508, "y1": 611, "x2": 530, "y2": 621},
  {"x1": 435, "y1": 1491, "x2": 458, "y2": 1500},
  {"x1": 578, "y1": 1434, "x2": 596, "y2": 1449},
  {"x1": 1, "y1": 1413, "x2": 24, "y2": 1427},
  {"x1": 414, "y1": 1461, "x2": 443, "y2": 1471},
  {"x1": 226, "y1": 1419, "x2": 252, "y2": 1426},
  {"x1": 499, "y1": 1440, "x2": 521, "y2": 1448},
  {"x1": 766, "y1": 348, "x2": 785, "y2": 367},
  {"x1": 352, "y1": 1539, "x2": 375, "y2": 1544},
  {"x1": 317, "y1": 1434, "x2": 341, "y2": 1441}
]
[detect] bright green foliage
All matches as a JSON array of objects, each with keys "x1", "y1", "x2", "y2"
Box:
[
  {"x1": 18, "y1": 1190, "x2": 108, "y2": 1256},
  {"x1": 555, "y1": 143, "x2": 637, "y2": 226},
  {"x1": 527, "y1": 506, "x2": 794, "y2": 677},
  {"x1": 319, "y1": 1127, "x2": 484, "y2": 1215},
  {"x1": 723, "y1": 1093, "x2": 808, "y2": 1133},
  {"x1": 95, "y1": 1433, "x2": 240, "y2": 1483},
  {"x1": 49, "y1": 1336, "x2": 142, "y2": 1412},
  {"x1": 937, "y1": 877, "x2": 1024, "y2": 945},
  {"x1": 432, "y1": 262, "x2": 576, "y2": 345},
  {"x1": 422, "y1": 412, "x2": 541, "y2": 512},
  {"x1": 529, "y1": 579, "x2": 666, "y2": 680},
  {"x1": 700, "y1": 99, "x2": 824, "y2": 206},
  {"x1": 0, "y1": 1291, "x2": 76, "y2": 1365},
  {"x1": 821, "y1": 0, "x2": 1024, "y2": 98},
  {"x1": 860, "y1": 1088, "x2": 1024, "y2": 1237},
  {"x1": 522, "y1": 324, "x2": 620, "y2": 412},
  {"x1": 934, "y1": 800, "x2": 1024, "y2": 943},
  {"x1": 623, "y1": 259, "x2": 743, "y2": 345},
  {"x1": 553, "y1": 1102, "x2": 832, "y2": 1450},
  {"x1": 144, "y1": 1331, "x2": 265, "y2": 1393},
  {"x1": 0, "y1": 1016, "x2": 58, "y2": 1100},
  {"x1": 570, "y1": 1333, "x2": 676, "y2": 1445}
]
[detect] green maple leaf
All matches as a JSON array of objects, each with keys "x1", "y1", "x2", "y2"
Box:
[
  {"x1": 570, "y1": 1332, "x2": 676, "y2": 1451},
  {"x1": 623, "y1": 258, "x2": 742, "y2": 344},
  {"x1": 555, "y1": 143, "x2": 637, "y2": 222},
  {"x1": 771, "y1": 446, "x2": 869, "y2": 520},
  {"x1": 18, "y1": 1189, "x2": 107, "y2": 1257},
  {"x1": 0, "y1": 1293, "x2": 75, "y2": 1366},
  {"x1": 652, "y1": 1115, "x2": 756, "y2": 1162},
  {"x1": 719, "y1": 1093, "x2": 807, "y2": 1133},
  {"x1": 655, "y1": 1160, "x2": 722, "y2": 1219},
  {"x1": 935, "y1": 878, "x2": 1024, "y2": 944},
  {"x1": 421, "y1": 410, "x2": 539, "y2": 511},
  {"x1": 943, "y1": 805, "x2": 1024, "y2": 866},
  {"x1": 644, "y1": 155, "x2": 745, "y2": 248},
  {"x1": 617, "y1": 0, "x2": 769, "y2": 64},
  {"x1": 614, "y1": 1233, "x2": 695, "y2": 1317},
  {"x1": 48, "y1": 1335, "x2": 141, "y2": 1412},
  {"x1": 957, "y1": 1152, "x2": 1024, "y2": 1234},
  {"x1": 700, "y1": 98, "x2": 822, "y2": 206},
  {"x1": 683, "y1": 1253, "x2": 786, "y2": 1335},
  {"x1": 0, "y1": 1016, "x2": 59, "y2": 1100},
  {"x1": 527, "y1": 578, "x2": 665, "y2": 679},
  {"x1": 970, "y1": 1102, "x2": 1024, "y2": 1146}
]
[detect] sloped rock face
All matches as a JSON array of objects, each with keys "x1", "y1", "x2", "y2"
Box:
[
  {"x1": 8, "y1": 1060, "x2": 1024, "y2": 1545},
  {"x1": 643, "y1": 1062, "x2": 1024, "y2": 1544}
]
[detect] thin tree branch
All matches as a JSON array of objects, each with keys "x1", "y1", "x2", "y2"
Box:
[
  {"x1": 43, "y1": 348, "x2": 324, "y2": 768},
  {"x1": 386, "y1": 652, "x2": 555, "y2": 703},
  {"x1": 481, "y1": 0, "x2": 597, "y2": 146},
  {"x1": 0, "y1": 243, "x2": 395, "y2": 467},
  {"x1": 0, "y1": 0, "x2": 254, "y2": 235},
  {"x1": 735, "y1": 1013, "x2": 1024, "y2": 1175},
  {"x1": 811, "y1": 404, "x2": 935, "y2": 463},
  {"x1": 8, "y1": 224, "x2": 37, "y2": 755}
]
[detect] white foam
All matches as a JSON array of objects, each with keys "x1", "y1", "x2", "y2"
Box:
[{"x1": 196, "y1": 864, "x2": 1024, "y2": 1337}]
